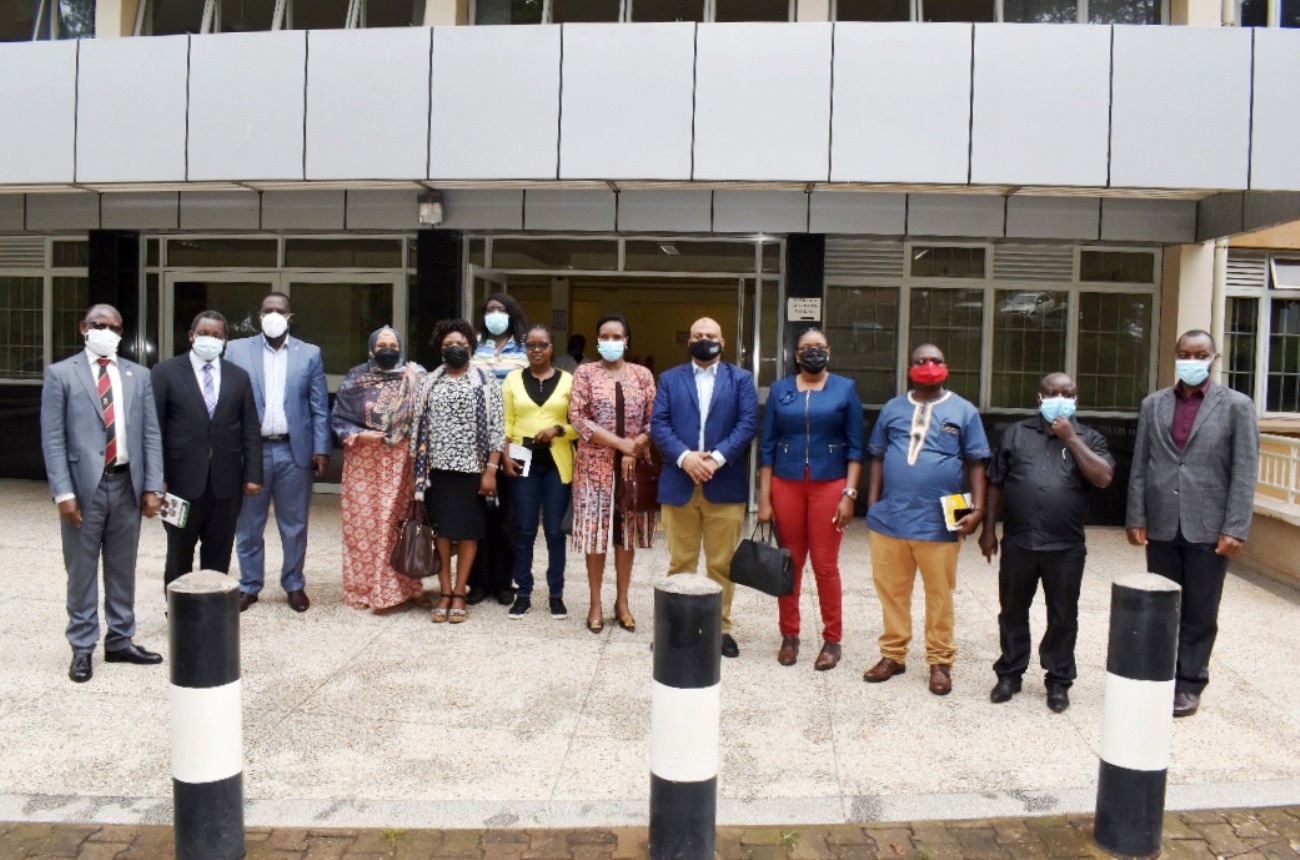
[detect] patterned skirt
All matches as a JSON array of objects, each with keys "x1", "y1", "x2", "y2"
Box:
[
  {"x1": 570, "y1": 446, "x2": 655, "y2": 554},
  {"x1": 340, "y1": 441, "x2": 424, "y2": 610}
]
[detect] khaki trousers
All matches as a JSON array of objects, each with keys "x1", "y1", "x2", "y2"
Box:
[
  {"x1": 661, "y1": 484, "x2": 746, "y2": 634},
  {"x1": 869, "y1": 529, "x2": 960, "y2": 665}
]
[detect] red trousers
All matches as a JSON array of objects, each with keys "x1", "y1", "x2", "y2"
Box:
[{"x1": 772, "y1": 470, "x2": 845, "y2": 643}]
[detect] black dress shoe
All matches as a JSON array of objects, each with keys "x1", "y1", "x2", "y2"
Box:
[
  {"x1": 465, "y1": 586, "x2": 489, "y2": 606},
  {"x1": 1046, "y1": 683, "x2": 1070, "y2": 713},
  {"x1": 69, "y1": 653, "x2": 92, "y2": 683},
  {"x1": 239, "y1": 592, "x2": 258, "y2": 612},
  {"x1": 721, "y1": 634, "x2": 740, "y2": 659},
  {"x1": 287, "y1": 589, "x2": 310, "y2": 613},
  {"x1": 105, "y1": 643, "x2": 162, "y2": 665},
  {"x1": 1173, "y1": 691, "x2": 1200, "y2": 717},
  {"x1": 989, "y1": 676, "x2": 1021, "y2": 704},
  {"x1": 494, "y1": 588, "x2": 515, "y2": 606}
]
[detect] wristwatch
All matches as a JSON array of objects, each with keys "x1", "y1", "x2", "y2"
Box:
[{"x1": 842, "y1": 488, "x2": 858, "y2": 499}]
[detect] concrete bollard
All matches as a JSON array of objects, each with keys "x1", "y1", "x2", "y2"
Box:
[
  {"x1": 168, "y1": 570, "x2": 244, "y2": 860},
  {"x1": 649, "y1": 574, "x2": 722, "y2": 860},
  {"x1": 1094, "y1": 572, "x2": 1181, "y2": 858}
]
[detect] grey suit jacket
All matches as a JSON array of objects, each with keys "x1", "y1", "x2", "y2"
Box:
[
  {"x1": 41, "y1": 352, "x2": 165, "y2": 509},
  {"x1": 1126, "y1": 382, "x2": 1259, "y2": 544}
]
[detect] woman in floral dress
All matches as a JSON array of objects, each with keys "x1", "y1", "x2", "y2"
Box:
[
  {"x1": 568, "y1": 314, "x2": 656, "y2": 634},
  {"x1": 331, "y1": 326, "x2": 427, "y2": 612}
]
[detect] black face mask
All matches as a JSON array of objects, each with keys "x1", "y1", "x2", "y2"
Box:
[
  {"x1": 797, "y1": 348, "x2": 829, "y2": 373},
  {"x1": 373, "y1": 347, "x2": 400, "y2": 370},
  {"x1": 442, "y1": 344, "x2": 471, "y2": 369},
  {"x1": 689, "y1": 339, "x2": 722, "y2": 362}
]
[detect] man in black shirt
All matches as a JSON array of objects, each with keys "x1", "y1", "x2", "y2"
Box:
[{"x1": 978, "y1": 372, "x2": 1114, "y2": 713}]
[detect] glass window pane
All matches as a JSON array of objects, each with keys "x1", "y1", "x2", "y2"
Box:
[
  {"x1": 762, "y1": 242, "x2": 781, "y2": 274},
  {"x1": 1087, "y1": 0, "x2": 1158, "y2": 23},
  {"x1": 468, "y1": 238, "x2": 486, "y2": 267},
  {"x1": 1225, "y1": 296, "x2": 1257, "y2": 400},
  {"x1": 52, "y1": 277, "x2": 90, "y2": 362},
  {"x1": 474, "y1": 0, "x2": 544, "y2": 23},
  {"x1": 1079, "y1": 250, "x2": 1155, "y2": 284},
  {"x1": 287, "y1": 282, "x2": 395, "y2": 377},
  {"x1": 491, "y1": 239, "x2": 618, "y2": 271},
  {"x1": 1268, "y1": 298, "x2": 1300, "y2": 412},
  {"x1": 364, "y1": 0, "x2": 423, "y2": 27},
  {"x1": 631, "y1": 0, "x2": 706, "y2": 21},
  {"x1": 284, "y1": 239, "x2": 403, "y2": 268},
  {"x1": 909, "y1": 287, "x2": 983, "y2": 402},
  {"x1": 0, "y1": 277, "x2": 44, "y2": 378},
  {"x1": 991, "y1": 290, "x2": 1068, "y2": 408},
  {"x1": 52, "y1": 241, "x2": 89, "y2": 268},
  {"x1": 1076, "y1": 292, "x2": 1151, "y2": 410},
  {"x1": 760, "y1": 279, "x2": 780, "y2": 387},
  {"x1": 1283, "y1": 0, "x2": 1300, "y2": 26},
  {"x1": 147, "y1": 239, "x2": 161, "y2": 268},
  {"x1": 910, "y1": 246, "x2": 986, "y2": 278},
  {"x1": 57, "y1": 0, "x2": 95, "y2": 37},
  {"x1": 624, "y1": 240, "x2": 758, "y2": 273},
  {"x1": 714, "y1": 0, "x2": 790, "y2": 21},
  {"x1": 172, "y1": 281, "x2": 273, "y2": 358},
  {"x1": 835, "y1": 0, "x2": 911, "y2": 20},
  {"x1": 168, "y1": 239, "x2": 278, "y2": 268},
  {"x1": 287, "y1": 0, "x2": 350, "y2": 28},
  {"x1": 220, "y1": 0, "x2": 280, "y2": 31},
  {"x1": 922, "y1": 0, "x2": 995, "y2": 21},
  {"x1": 1239, "y1": 0, "x2": 1268, "y2": 26},
  {"x1": 145, "y1": 273, "x2": 161, "y2": 367},
  {"x1": 1272, "y1": 259, "x2": 1300, "y2": 289},
  {"x1": 148, "y1": 0, "x2": 206, "y2": 34},
  {"x1": 551, "y1": 0, "x2": 621, "y2": 21},
  {"x1": 1, "y1": 1, "x2": 40, "y2": 41},
  {"x1": 1003, "y1": 0, "x2": 1077, "y2": 22},
  {"x1": 825, "y1": 285, "x2": 899, "y2": 404}
]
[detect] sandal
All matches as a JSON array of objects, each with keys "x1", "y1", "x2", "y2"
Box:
[
  {"x1": 449, "y1": 594, "x2": 468, "y2": 624},
  {"x1": 586, "y1": 610, "x2": 603, "y2": 634},
  {"x1": 614, "y1": 606, "x2": 636, "y2": 633},
  {"x1": 430, "y1": 594, "x2": 452, "y2": 624}
]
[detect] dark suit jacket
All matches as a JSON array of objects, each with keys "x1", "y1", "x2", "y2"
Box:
[
  {"x1": 152, "y1": 354, "x2": 263, "y2": 501},
  {"x1": 651, "y1": 360, "x2": 759, "y2": 506},
  {"x1": 1126, "y1": 381, "x2": 1259, "y2": 544}
]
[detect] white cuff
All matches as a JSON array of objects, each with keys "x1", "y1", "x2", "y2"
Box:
[
  {"x1": 676, "y1": 450, "x2": 689, "y2": 468},
  {"x1": 54, "y1": 492, "x2": 75, "y2": 504},
  {"x1": 710, "y1": 450, "x2": 727, "y2": 468}
]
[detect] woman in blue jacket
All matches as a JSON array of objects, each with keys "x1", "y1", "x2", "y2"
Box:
[{"x1": 758, "y1": 327, "x2": 864, "y2": 671}]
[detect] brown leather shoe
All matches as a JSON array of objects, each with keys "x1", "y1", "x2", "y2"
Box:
[
  {"x1": 813, "y1": 642, "x2": 841, "y2": 672},
  {"x1": 287, "y1": 589, "x2": 310, "y2": 613},
  {"x1": 863, "y1": 657, "x2": 906, "y2": 683},
  {"x1": 777, "y1": 636, "x2": 799, "y2": 666},
  {"x1": 929, "y1": 664, "x2": 953, "y2": 696},
  {"x1": 1173, "y1": 691, "x2": 1200, "y2": 717},
  {"x1": 239, "y1": 592, "x2": 258, "y2": 612}
]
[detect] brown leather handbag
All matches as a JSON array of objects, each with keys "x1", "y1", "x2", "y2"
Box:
[
  {"x1": 391, "y1": 500, "x2": 441, "y2": 580},
  {"x1": 617, "y1": 449, "x2": 663, "y2": 514}
]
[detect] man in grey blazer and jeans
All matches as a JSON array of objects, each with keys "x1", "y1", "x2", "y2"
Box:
[
  {"x1": 1127, "y1": 329, "x2": 1259, "y2": 717},
  {"x1": 41, "y1": 304, "x2": 165, "y2": 683}
]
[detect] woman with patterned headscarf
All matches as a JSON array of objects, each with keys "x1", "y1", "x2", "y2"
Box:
[{"x1": 331, "y1": 326, "x2": 428, "y2": 611}]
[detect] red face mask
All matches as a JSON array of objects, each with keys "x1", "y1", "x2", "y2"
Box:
[{"x1": 909, "y1": 361, "x2": 949, "y2": 386}]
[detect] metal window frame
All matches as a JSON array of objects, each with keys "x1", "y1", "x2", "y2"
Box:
[{"x1": 0, "y1": 237, "x2": 90, "y2": 386}]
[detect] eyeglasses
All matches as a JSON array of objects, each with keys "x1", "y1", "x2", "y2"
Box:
[
  {"x1": 524, "y1": 342, "x2": 551, "y2": 352},
  {"x1": 87, "y1": 321, "x2": 123, "y2": 333}
]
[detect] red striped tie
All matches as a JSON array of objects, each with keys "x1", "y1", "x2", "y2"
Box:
[{"x1": 97, "y1": 359, "x2": 117, "y2": 468}]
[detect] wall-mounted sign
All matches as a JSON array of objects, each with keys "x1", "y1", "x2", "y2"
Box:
[{"x1": 787, "y1": 297, "x2": 822, "y2": 322}]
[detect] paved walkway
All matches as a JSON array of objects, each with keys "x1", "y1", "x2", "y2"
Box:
[
  {"x1": 2, "y1": 479, "x2": 1299, "y2": 831},
  {"x1": 3, "y1": 807, "x2": 1300, "y2": 858}
]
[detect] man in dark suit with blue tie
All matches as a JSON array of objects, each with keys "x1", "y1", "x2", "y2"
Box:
[
  {"x1": 41, "y1": 304, "x2": 166, "y2": 683},
  {"x1": 652, "y1": 317, "x2": 759, "y2": 658},
  {"x1": 225, "y1": 292, "x2": 330, "y2": 613},
  {"x1": 152, "y1": 310, "x2": 263, "y2": 590}
]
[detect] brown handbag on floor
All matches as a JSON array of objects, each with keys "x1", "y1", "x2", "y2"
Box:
[{"x1": 391, "y1": 500, "x2": 441, "y2": 580}]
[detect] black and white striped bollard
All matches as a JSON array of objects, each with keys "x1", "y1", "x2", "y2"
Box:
[
  {"x1": 168, "y1": 570, "x2": 244, "y2": 860},
  {"x1": 650, "y1": 574, "x2": 722, "y2": 860},
  {"x1": 1094, "y1": 572, "x2": 1181, "y2": 859}
]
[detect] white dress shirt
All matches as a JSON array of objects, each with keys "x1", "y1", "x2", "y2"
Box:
[
  {"x1": 54, "y1": 349, "x2": 132, "y2": 504},
  {"x1": 260, "y1": 335, "x2": 289, "y2": 437},
  {"x1": 676, "y1": 359, "x2": 727, "y2": 469},
  {"x1": 189, "y1": 349, "x2": 222, "y2": 403}
]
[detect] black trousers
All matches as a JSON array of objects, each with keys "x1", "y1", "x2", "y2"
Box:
[
  {"x1": 1145, "y1": 529, "x2": 1229, "y2": 696},
  {"x1": 993, "y1": 540, "x2": 1086, "y2": 687},
  {"x1": 164, "y1": 476, "x2": 244, "y2": 588},
  {"x1": 468, "y1": 472, "x2": 516, "y2": 595}
]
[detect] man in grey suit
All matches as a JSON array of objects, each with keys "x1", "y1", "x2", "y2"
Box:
[
  {"x1": 41, "y1": 304, "x2": 165, "y2": 683},
  {"x1": 225, "y1": 292, "x2": 330, "y2": 613},
  {"x1": 1127, "y1": 329, "x2": 1259, "y2": 718}
]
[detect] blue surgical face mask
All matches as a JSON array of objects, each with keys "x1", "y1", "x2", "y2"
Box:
[
  {"x1": 1039, "y1": 395, "x2": 1077, "y2": 424},
  {"x1": 484, "y1": 311, "x2": 510, "y2": 337},
  {"x1": 1175, "y1": 359, "x2": 1211, "y2": 387},
  {"x1": 597, "y1": 339, "x2": 626, "y2": 362},
  {"x1": 192, "y1": 335, "x2": 224, "y2": 362}
]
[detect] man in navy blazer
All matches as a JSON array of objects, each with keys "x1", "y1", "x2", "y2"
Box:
[
  {"x1": 225, "y1": 292, "x2": 331, "y2": 613},
  {"x1": 41, "y1": 304, "x2": 165, "y2": 683},
  {"x1": 651, "y1": 317, "x2": 759, "y2": 658}
]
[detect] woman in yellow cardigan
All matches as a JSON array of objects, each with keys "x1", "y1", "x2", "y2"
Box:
[{"x1": 502, "y1": 324, "x2": 579, "y2": 620}]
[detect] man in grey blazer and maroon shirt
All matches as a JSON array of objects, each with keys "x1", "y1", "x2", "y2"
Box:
[
  {"x1": 1127, "y1": 329, "x2": 1259, "y2": 718},
  {"x1": 41, "y1": 304, "x2": 165, "y2": 684}
]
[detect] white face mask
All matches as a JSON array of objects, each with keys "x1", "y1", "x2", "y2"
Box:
[
  {"x1": 192, "y1": 335, "x2": 224, "y2": 362},
  {"x1": 261, "y1": 311, "x2": 289, "y2": 339},
  {"x1": 85, "y1": 327, "x2": 121, "y2": 359}
]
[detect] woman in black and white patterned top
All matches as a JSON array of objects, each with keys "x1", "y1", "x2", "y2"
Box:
[{"x1": 410, "y1": 319, "x2": 506, "y2": 624}]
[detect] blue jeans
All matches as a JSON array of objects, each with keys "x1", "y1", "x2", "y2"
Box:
[{"x1": 512, "y1": 466, "x2": 570, "y2": 598}]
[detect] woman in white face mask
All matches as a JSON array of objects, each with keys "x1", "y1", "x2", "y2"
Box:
[{"x1": 471, "y1": 293, "x2": 530, "y2": 387}]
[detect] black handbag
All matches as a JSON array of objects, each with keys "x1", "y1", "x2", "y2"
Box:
[
  {"x1": 729, "y1": 522, "x2": 794, "y2": 598},
  {"x1": 391, "y1": 500, "x2": 441, "y2": 580}
]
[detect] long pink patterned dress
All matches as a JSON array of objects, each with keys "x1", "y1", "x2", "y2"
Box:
[{"x1": 568, "y1": 362, "x2": 657, "y2": 553}]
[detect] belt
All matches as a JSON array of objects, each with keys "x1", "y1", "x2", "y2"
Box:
[
  {"x1": 103, "y1": 462, "x2": 130, "y2": 477},
  {"x1": 262, "y1": 434, "x2": 290, "y2": 442}
]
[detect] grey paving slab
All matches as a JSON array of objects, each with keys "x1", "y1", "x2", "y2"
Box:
[{"x1": 2, "y1": 477, "x2": 1299, "y2": 830}]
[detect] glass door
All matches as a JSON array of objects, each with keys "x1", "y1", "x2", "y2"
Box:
[
  {"x1": 467, "y1": 266, "x2": 509, "y2": 321},
  {"x1": 164, "y1": 272, "x2": 281, "y2": 360},
  {"x1": 281, "y1": 273, "x2": 405, "y2": 391}
]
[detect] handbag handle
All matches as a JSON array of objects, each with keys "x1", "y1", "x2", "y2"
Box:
[{"x1": 750, "y1": 521, "x2": 780, "y2": 546}]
